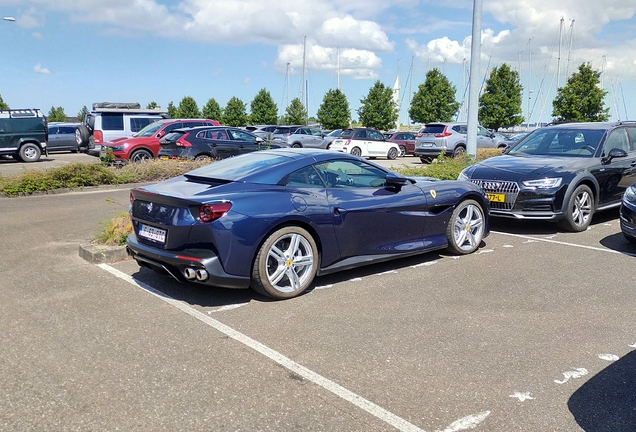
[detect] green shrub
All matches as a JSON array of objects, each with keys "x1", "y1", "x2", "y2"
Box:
[
  {"x1": 393, "y1": 148, "x2": 503, "y2": 180},
  {"x1": 0, "y1": 159, "x2": 208, "y2": 197}
]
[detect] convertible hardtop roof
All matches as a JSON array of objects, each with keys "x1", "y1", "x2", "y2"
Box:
[{"x1": 183, "y1": 148, "x2": 388, "y2": 185}]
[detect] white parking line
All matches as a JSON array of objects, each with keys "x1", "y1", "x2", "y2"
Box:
[
  {"x1": 98, "y1": 264, "x2": 427, "y2": 432},
  {"x1": 492, "y1": 231, "x2": 636, "y2": 257}
]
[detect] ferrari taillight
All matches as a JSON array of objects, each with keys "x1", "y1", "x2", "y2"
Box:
[{"x1": 199, "y1": 202, "x2": 232, "y2": 222}]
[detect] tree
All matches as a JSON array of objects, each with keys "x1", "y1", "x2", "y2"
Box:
[
  {"x1": 167, "y1": 101, "x2": 178, "y2": 118},
  {"x1": 0, "y1": 94, "x2": 9, "y2": 110},
  {"x1": 176, "y1": 96, "x2": 201, "y2": 118},
  {"x1": 222, "y1": 97, "x2": 248, "y2": 126},
  {"x1": 479, "y1": 63, "x2": 524, "y2": 130},
  {"x1": 357, "y1": 80, "x2": 398, "y2": 131},
  {"x1": 249, "y1": 88, "x2": 278, "y2": 125},
  {"x1": 281, "y1": 98, "x2": 307, "y2": 125},
  {"x1": 409, "y1": 68, "x2": 459, "y2": 124},
  {"x1": 146, "y1": 101, "x2": 159, "y2": 109},
  {"x1": 552, "y1": 63, "x2": 609, "y2": 122},
  {"x1": 77, "y1": 105, "x2": 89, "y2": 123},
  {"x1": 317, "y1": 89, "x2": 351, "y2": 130},
  {"x1": 202, "y1": 97, "x2": 222, "y2": 121},
  {"x1": 47, "y1": 106, "x2": 67, "y2": 122}
]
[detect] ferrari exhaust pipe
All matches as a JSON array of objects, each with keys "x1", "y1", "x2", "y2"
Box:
[
  {"x1": 195, "y1": 269, "x2": 209, "y2": 282},
  {"x1": 183, "y1": 267, "x2": 196, "y2": 280}
]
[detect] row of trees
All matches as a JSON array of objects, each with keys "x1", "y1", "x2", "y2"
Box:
[{"x1": 1, "y1": 62, "x2": 609, "y2": 131}]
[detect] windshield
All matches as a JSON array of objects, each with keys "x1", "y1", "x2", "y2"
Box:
[
  {"x1": 135, "y1": 121, "x2": 165, "y2": 137},
  {"x1": 508, "y1": 128, "x2": 606, "y2": 157}
]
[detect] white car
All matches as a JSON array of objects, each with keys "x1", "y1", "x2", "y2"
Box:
[{"x1": 329, "y1": 128, "x2": 400, "y2": 159}]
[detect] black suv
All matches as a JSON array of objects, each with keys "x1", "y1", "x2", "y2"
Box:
[
  {"x1": 459, "y1": 121, "x2": 636, "y2": 231},
  {"x1": 0, "y1": 109, "x2": 48, "y2": 162}
]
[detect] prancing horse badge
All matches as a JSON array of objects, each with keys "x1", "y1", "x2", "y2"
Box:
[{"x1": 430, "y1": 190, "x2": 437, "y2": 199}]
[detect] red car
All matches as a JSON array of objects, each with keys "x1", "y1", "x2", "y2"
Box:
[
  {"x1": 101, "y1": 119, "x2": 220, "y2": 162},
  {"x1": 384, "y1": 131, "x2": 417, "y2": 157}
]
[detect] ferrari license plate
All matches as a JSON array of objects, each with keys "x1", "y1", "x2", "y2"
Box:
[
  {"x1": 486, "y1": 192, "x2": 505, "y2": 203},
  {"x1": 139, "y1": 224, "x2": 166, "y2": 243}
]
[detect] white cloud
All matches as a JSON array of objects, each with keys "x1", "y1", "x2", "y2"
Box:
[
  {"x1": 276, "y1": 41, "x2": 382, "y2": 80},
  {"x1": 34, "y1": 63, "x2": 51, "y2": 74}
]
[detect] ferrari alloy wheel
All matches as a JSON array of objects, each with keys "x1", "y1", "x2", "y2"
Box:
[
  {"x1": 252, "y1": 226, "x2": 318, "y2": 299},
  {"x1": 559, "y1": 184, "x2": 594, "y2": 232},
  {"x1": 446, "y1": 199, "x2": 485, "y2": 254}
]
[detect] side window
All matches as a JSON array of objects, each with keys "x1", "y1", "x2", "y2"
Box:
[
  {"x1": 60, "y1": 126, "x2": 75, "y2": 134},
  {"x1": 625, "y1": 128, "x2": 636, "y2": 152},
  {"x1": 101, "y1": 113, "x2": 124, "y2": 131},
  {"x1": 229, "y1": 129, "x2": 254, "y2": 141},
  {"x1": 477, "y1": 126, "x2": 489, "y2": 136},
  {"x1": 368, "y1": 130, "x2": 384, "y2": 140},
  {"x1": 286, "y1": 166, "x2": 324, "y2": 188},
  {"x1": 48, "y1": 126, "x2": 59, "y2": 135},
  {"x1": 311, "y1": 128, "x2": 322, "y2": 136},
  {"x1": 314, "y1": 160, "x2": 388, "y2": 188},
  {"x1": 354, "y1": 129, "x2": 367, "y2": 139},
  {"x1": 604, "y1": 128, "x2": 630, "y2": 153},
  {"x1": 164, "y1": 123, "x2": 183, "y2": 133},
  {"x1": 130, "y1": 117, "x2": 156, "y2": 133}
]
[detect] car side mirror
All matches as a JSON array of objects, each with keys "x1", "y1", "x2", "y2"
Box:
[
  {"x1": 602, "y1": 148, "x2": 628, "y2": 164},
  {"x1": 385, "y1": 172, "x2": 408, "y2": 188}
]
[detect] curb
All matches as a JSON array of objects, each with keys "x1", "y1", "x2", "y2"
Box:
[{"x1": 79, "y1": 243, "x2": 129, "y2": 264}]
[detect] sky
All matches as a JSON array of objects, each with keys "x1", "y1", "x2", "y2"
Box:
[{"x1": 1, "y1": 0, "x2": 636, "y2": 128}]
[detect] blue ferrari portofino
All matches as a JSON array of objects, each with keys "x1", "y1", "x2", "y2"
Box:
[{"x1": 127, "y1": 149, "x2": 490, "y2": 299}]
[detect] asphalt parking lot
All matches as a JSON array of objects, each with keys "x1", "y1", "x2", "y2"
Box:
[{"x1": 2, "y1": 152, "x2": 636, "y2": 430}]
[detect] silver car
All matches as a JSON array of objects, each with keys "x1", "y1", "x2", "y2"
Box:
[
  {"x1": 414, "y1": 122, "x2": 506, "y2": 162},
  {"x1": 270, "y1": 126, "x2": 327, "y2": 148}
]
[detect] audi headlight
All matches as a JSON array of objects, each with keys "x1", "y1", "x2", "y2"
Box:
[
  {"x1": 522, "y1": 178, "x2": 562, "y2": 189},
  {"x1": 624, "y1": 184, "x2": 636, "y2": 204}
]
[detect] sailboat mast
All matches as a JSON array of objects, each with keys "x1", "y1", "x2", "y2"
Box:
[{"x1": 557, "y1": 17, "x2": 563, "y2": 89}]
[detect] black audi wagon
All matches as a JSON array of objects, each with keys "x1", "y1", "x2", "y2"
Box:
[{"x1": 458, "y1": 121, "x2": 636, "y2": 231}]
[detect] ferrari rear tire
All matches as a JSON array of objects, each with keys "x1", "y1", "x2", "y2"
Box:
[
  {"x1": 387, "y1": 147, "x2": 398, "y2": 160},
  {"x1": 446, "y1": 199, "x2": 485, "y2": 254},
  {"x1": 251, "y1": 226, "x2": 318, "y2": 300},
  {"x1": 350, "y1": 147, "x2": 362, "y2": 157}
]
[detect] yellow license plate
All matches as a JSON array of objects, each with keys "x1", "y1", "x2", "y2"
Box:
[{"x1": 486, "y1": 192, "x2": 505, "y2": 203}]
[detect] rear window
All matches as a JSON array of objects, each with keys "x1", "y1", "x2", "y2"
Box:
[
  {"x1": 422, "y1": 124, "x2": 446, "y2": 134},
  {"x1": 186, "y1": 152, "x2": 290, "y2": 181},
  {"x1": 162, "y1": 131, "x2": 185, "y2": 142}
]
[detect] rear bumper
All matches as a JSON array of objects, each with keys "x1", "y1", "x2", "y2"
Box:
[{"x1": 126, "y1": 234, "x2": 251, "y2": 289}]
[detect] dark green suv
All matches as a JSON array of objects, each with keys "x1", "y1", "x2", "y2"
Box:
[{"x1": 0, "y1": 109, "x2": 48, "y2": 162}]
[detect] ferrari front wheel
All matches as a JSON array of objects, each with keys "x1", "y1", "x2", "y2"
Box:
[
  {"x1": 251, "y1": 226, "x2": 318, "y2": 299},
  {"x1": 446, "y1": 199, "x2": 485, "y2": 254}
]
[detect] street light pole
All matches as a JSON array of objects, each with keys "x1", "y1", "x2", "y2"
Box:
[{"x1": 466, "y1": 0, "x2": 482, "y2": 158}]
